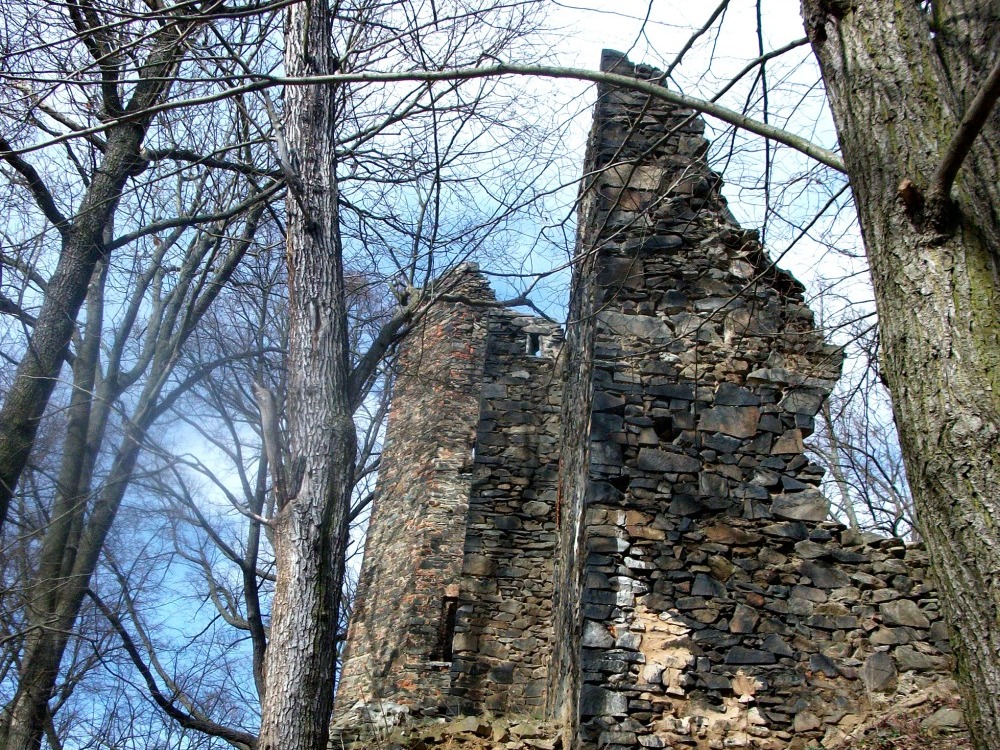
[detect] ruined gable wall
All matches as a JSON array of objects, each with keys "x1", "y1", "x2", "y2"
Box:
[
  {"x1": 552, "y1": 51, "x2": 961, "y2": 750},
  {"x1": 336, "y1": 265, "x2": 497, "y2": 713},
  {"x1": 336, "y1": 53, "x2": 964, "y2": 750}
]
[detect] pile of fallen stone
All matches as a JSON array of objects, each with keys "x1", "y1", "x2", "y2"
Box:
[{"x1": 330, "y1": 712, "x2": 562, "y2": 750}]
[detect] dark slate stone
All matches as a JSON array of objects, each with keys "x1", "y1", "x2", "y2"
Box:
[
  {"x1": 586, "y1": 589, "x2": 620, "y2": 605},
  {"x1": 693, "y1": 629, "x2": 740, "y2": 648},
  {"x1": 714, "y1": 382, "x2": 761, "y2": 406},
  {"x1": 779, "y1": 389, "x2": 825, "y2": 416},
  {"x1": 586, "y1": 571, "x2": 612, "y2": 589},
  {"x1": 862, "y1": 652, "x2": 898, "y2": 693},
  {"x1": 742, "y1": 499, "x2": 773, "y2": 520},
  {"x1": 780, "y1": 475, "x2": 809, "y2": 491},
  {"x1": 880, "y1": 600, "x2": 931, "y2": 629},
  {"x1": 761, "y1": 521, "x2": 809, "y2": 541},
  {"x1": 790, "y1": 585, "x2": 827, "y2": 603},
  {"x1": 592, "y1": 412, "x2": 625, "y2": 438},
  {"x1": 758, "y1": 414, "x2": 783, "y2": 433},
  {"x1": 587, "y1": 536, "x2": 629, "y2": 553},
  {"x1": 894, "y1": 646, "x2": 947, "y2": 672},
  {"x1": 637, "y1": 448, "x2": 700, "y2": 473},
  {"x1": 698, "y1": 673, "x2": 732, "y2": 691},
  {"x1": 702, "y1": 494, "x2": 735, "y2": 511},
  {"x1": 616, "y1": 631, "x2": 642, "y2": 650},
  {"x1": 597, "y1": 257, "x2": 643, "y2": 287},
  {"x1": 584, "y1": 604, "x2": 614, "y2": 619},
  {"x1": 639, "y1": 234, "x2": 683, "y2": 252},
  {"x1": 675, "y1": 596, "x2": 708, "y2": 610},
  {"x1": 729, "y1": 604, "x2": 759, "y2": 634},
  {"x1": 830, "y1": 548, "x2": 870, "y2": 564},
  {"x1": 795, "y1": 414, "x2": 815, "y2": 432},
  {"x1": 702, "y1": 433, "x2": 742, "y2": 453},
  {"x1": 808, "y1": 653, "x2": 840, "y2": 678},
  {"x1": 735, "y1": 484, "x2": 769, "y2": 500},
  {"x1": 761, "y1": 634, "x2": 794, "y2": 657},
  {"x1": 798, "y1": 561, "x2": 851, "y2": 589},
  {"x1": 587, "y1": 481, "x2": 623, "y2": 505},
  {"x1": 647, "y1": 383, "x2": 696, "y2": 400},
  {"x1": 580, "y1": 685, "x2": 628, "y2": 717},
  {"x1": 481, "y1": 383, "x2": 507, "y2": 399},
  {"x1": 494, "y1": 516, "x2": 522, "y2": 530},
  {"x1": 643, "y1": 594, "x2": 674, "y2": 611},
  {"x1": 793, "y1": 540, "x2": 828, "y2": 559},
  {"x1": 809, "y1": 527, "x2": 834, "y2": 542},
  {"x1": 594, "y1": 391, "x2": 626, "y2": 412},
  {"x1": 692, "y1": 573, "x2": 727, "y2": 598},
  {"x1": 725, "y1": 647, "x2": 776, "y2": 665},
  {"x1": 666, "y1": 496, "x2": 702, "y2": 517},
  {"x1": 661, "y1": 290, "x2": 689, "y2": 309},
  {"x1": 591, "y1": 439, "x2": 624, "y2": 467},
  {"x1": 586, "y1": 553, "x2": 615, "y2": 566},
  {"x1": 488, "y1": 663, "x2": 515, "y2": 684},
  {"x1": 582, "y1": 620, "x2": 616, "y2": 648}
]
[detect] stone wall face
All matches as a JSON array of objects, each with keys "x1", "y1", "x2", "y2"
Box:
[
  {"x1": 336, "y1": 265, "x2": 497, "y2": 712},
  {"x1": 337, "y1": 270, "x2": 566, "y2": 718},
  {"x1": 450, "y1": 311, "x2": 564, "y2": 714},
  {"x1": 336, "y1": 52, "x2": 964, "y2": 750},
  {"x1": 558, "y1": 51, "x2": 959, "y2": 749}
]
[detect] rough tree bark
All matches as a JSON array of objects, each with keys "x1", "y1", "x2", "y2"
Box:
[
  {"x1": 255, "y1": 1, "x2": 356, "y2": 748},
  {"x1": 802, "y1": 1, "x2": 1000, "y2": 746}
]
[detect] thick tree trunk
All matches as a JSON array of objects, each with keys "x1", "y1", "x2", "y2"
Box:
[
  {"x1": 256, "y1": 4, "x2": 355, "y2": 750},
  {"x1": 802, "y1": 1, "x2": 1000, "y2": 746}
]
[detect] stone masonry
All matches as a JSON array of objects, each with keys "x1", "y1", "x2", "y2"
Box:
[{"x1": 335, "y1": 52, "x2": 964, "y2": 749}]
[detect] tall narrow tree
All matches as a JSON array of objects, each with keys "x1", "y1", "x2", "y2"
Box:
[{"x1": 256, "y1": 2, "x2": 355, "y2": 749}]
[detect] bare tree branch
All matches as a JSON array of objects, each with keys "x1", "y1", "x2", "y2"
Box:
[
  {"x1": 1, "y1": 64, "x2": 847, "y2": 172},
  {"x1": 87, "y1": 590, "x2": 258, "y2": 750},
  {"x1": 931, "y1": 56, "x2": 1000, "y2": 202}
]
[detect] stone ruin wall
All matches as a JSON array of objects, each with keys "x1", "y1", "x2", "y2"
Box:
[
  {"x1": 337, "y1": 268, "x2": 498, "y2": 709},
  {"x1": 337, "y1": 270, "x2": 567, "y2": 716},
  {"x1": 335, "y1": 51, "x2": 964, "y2": 749},
  {"x1": 450, "y1": 310, "x2": 564, "y2": 714}
]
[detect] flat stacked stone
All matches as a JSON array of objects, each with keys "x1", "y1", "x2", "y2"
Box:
[
  {"x1": 548, "y1": 50, "x2": 961, "y2": 749},
  {"x1": 336, "y1": 264, "x2": 498, "y2": 714},
  {"x1": 450, "y1": 311, "x2": 564, "y2": 713}
]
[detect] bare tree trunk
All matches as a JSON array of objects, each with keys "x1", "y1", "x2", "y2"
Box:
[
  {"x1": 0, "y1": 12, "x2": 195, "y2": 532},
  {"x1": 803, "y1": 1, "x2": 1000, "y2": 746},
  {"x1": 3, "y1": 418, "x2": 148, "y2": 750},
  {"x1": 816, "y1": 402, "x2": 860, "y2": 529},
  {"x1": 1, "y1": 212, "x2": 262, "y2": 750},
  {"x1": 0, "y1": 125, "x2": 141, "y2": 529},
  {"x1": 256, "y1": 3, "x2": 356, "y2": 749}
]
